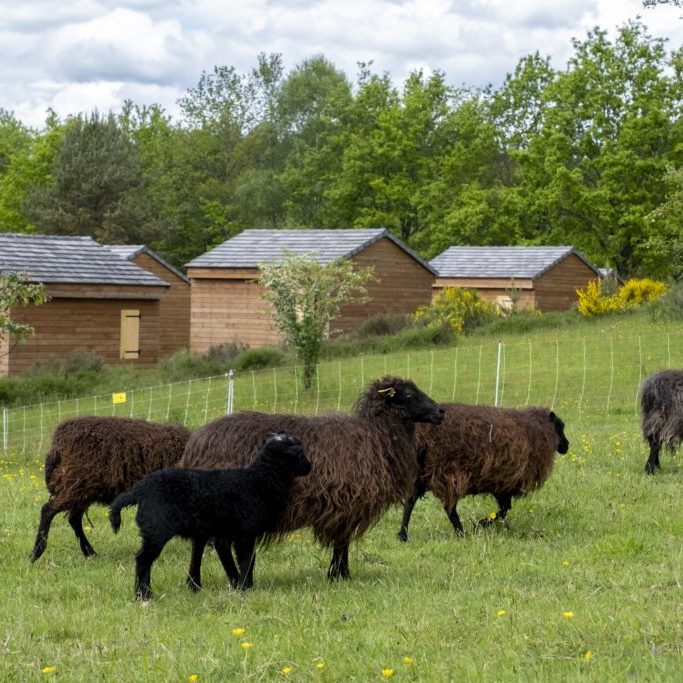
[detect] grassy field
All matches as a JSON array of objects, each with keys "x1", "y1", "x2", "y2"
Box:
[{"x1": 1, "y1": 313, "x2": 682, "y2": 681}]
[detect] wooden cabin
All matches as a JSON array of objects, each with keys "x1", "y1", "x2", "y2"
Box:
[
  {"x1": 107, "y1": 245, "x2": 190, "y2": 358},
  {"x1": 430, "y1": 246, "x2": 602, "y2": 312},
  {"x1": 185, "y1": 228, "x2": 436, "y2": 353},
  {"x1": 0, "y1": 233, "x2": 169, "y2": 377}
]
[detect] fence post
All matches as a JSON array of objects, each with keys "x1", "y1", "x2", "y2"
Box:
[
  {"x1": 494, "y1": 340, "x2": 502, "y2": 407},
  {"x1": 2, "y1": 407, "x2": 8, "y2": 454},
  {"x1": 226, "y1": 369, "x2": 235, "y2": 415}
]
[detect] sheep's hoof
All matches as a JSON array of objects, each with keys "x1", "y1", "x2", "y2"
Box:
[
  {"x1": 644, "y1": 463, "x2": 656, "y2": 475},
  {"x1": 477, "y1": 517, "x2": 496, "y2": 529},
  {"x1": 397, "y1": 529, "x2": 408, "y2": 543},
  {"x1": 186, "y1": 577, "x2": 202, "y2": 592}
]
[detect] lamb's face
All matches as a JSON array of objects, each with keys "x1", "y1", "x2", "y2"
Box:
[
  {"x1": 265, "y1": 433, "x2": 312, "y2": 477},
  {"x1": 550, "y1": 412, "x2": 569, "y2": 454},
  {"x1": 380, "y1": 379, "x2": 445, "y2": 425}
]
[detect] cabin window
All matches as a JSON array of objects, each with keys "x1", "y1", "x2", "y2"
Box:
[{"x1": 120, "y1": 309, "x2": 140, "y2": 360}]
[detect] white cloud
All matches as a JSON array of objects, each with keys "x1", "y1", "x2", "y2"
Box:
[{"x1": 1, "y1": 0, "x2": 681, "y2": 128}]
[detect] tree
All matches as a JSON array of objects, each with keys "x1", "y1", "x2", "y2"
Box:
[
  {"x1": 259, "y1": 253, "x2": 375, "y2": 388},
  {"x1": 0, "y1": 272, "x2": 48, "y2": 352},
  {"x1": 23, "y1": 112, "x2": 157, "y2": 244},
  {"x1": 643, "y1": 165, "x2": 683, "y2": 279}
]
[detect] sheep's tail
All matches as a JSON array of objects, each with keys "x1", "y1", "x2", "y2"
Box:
[
  {"x1": 43, "y1": 450, "x2": 60, "y2": 491},
  {"x1": 109, "y1": 488, "x2": 138, "y2": 534}
]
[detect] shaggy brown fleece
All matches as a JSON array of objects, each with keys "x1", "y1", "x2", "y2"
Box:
[
  {"x1": 398, "y1": 403, "x2": 568, "y2": 540},
  {"x1": 178, "y1": 376, "x2": 444, "y2": 579},
  {"x1": 640, "y1": 369, "x2": 683, "y2": 474},
  {"x1": 30, "y1": 416, "x2": 190, "y2": 561}
]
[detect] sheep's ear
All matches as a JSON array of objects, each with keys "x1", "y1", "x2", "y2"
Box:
[
  {"x1": 549, "y1": 411, "x2": 556, "y2": 419},
  {"x1": 378, "y1": 387, "x2": 397, "y2": 398}
]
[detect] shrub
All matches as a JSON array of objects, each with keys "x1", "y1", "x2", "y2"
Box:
[
  {"x1": 233, "y1": 348, "x2": 286, "y2": 371},
  {"x1": 646, "y1": 283, "x2": 683, "y2": 322},
  {"x1": 414, "y1": 288, "x2": 499, "y2": 334},
  {"x1": 577, "y1": 278, "x2": 667, "y2": 317},
  {"x1": 347, "y1": 313, "x2": 413, "y2": 340}
]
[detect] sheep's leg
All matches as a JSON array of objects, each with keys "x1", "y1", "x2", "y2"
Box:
[
  {"x1": 135, "y1": 539, "x2": 165, "y2": 601},
  {"x1": 397, "y1": 477, "x2": 427, "y2": 542},
  {"x1": 186, "y1": 537, "x2": 207, "y2": 591},
  {"x1": 645, "y1": 435, "x2": 661, "y2": 475},
  {"x1": 328, "y1": 543, "x2": 351, "y2": 580},
  {"x1": 233, "y1": 537, "x2": 256, "y2": 590},
  {"x1": 68, "y1": 510, "x2": 96, "y2": 558},
  {"x1": 445, "y1": 504, "x2": 464, "y2": 536},
  {"x1": 30, "y1": 499, "x2": 60, "y2": 562},
  {"x1": 478, "y1": 493, "x2": 512, "y2": 527},
  {"x1": 214, "y1": 538, "x2": 239, "y2": 587}
]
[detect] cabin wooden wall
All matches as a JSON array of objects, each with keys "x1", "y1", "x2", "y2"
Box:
[
  {"x1": 4, "y1": 295, "x2": 161, "y2": 376},
  {"x1": 131, "y1": 252, "x2": 190, "y2": 358},
  {"x1": 335, "y1": 238, "x2": 434, "y2": 334},
  {"x1": 534, "y1": 255, "x2": 598, "y2": 311},
  {"x1": 189, "y1": 273, "x2": 280, "y2": 354}
]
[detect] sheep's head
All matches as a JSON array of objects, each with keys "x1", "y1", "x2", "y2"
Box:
[
  {"x1": 263, "y1": 433, "x2": 312, "y2": 476},
  {"x1": 550, "y1": 412, "x2": 569, "y2": 454},
  {"x1": 359, "y1": 376, "x2": 444, "y2": 424}
]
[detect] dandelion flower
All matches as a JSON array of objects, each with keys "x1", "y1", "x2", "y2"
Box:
[
  {"x1": 232, "y1": 628, "x2": 245, "y2": 636},
  {"x1": 240, "y1": 642, "x2": 253, "y2": 650},
  {"x1": 188, "y1": 676, "x2": 199, "y2": 682},
  {"x1": 402, "y1": 656, "x2": 414, "y2": 665},
  {"x1": 381, "y1": 668, "x2": 395, "y2": 678},
  {"x1": 583, "y1": 650, "x2": 593, "y2": 662},
  {"x1": 315, "y1": 662, "x2": 325, "y2": 670},
  {"x1": 282, "y1": 666, "x2": 293, "y2": 675},
  {"x1": 488, "y1": 511, "x2": 497, "y2": 520},
  {"x1": 563, "y1": 611, "x2": 575, "y2": 619},
  {"x1": 497, "y1": 610, "x2": 506, "y2": 617},
  {"x1": 42, "y1": 667, "x2": 56, "y2": 674}
]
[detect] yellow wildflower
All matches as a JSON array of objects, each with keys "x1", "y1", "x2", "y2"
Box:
[
  {"x1": 315, "y1": 662, "x2": 325, "y2": 670},
  {"x1": 497, "y1": 610, "x2": 506, "y2": 617},
  {"x1": 188, "y1": 676, "x2": 199, "y2": 682},
  {"x1": 240, "y1": 642, "x2": 253, "y2": 650},
  {"x1": 563, "y1": 611, "x2": 575, "y2": 619},
  {"x1": 562, "y1": 560, "x2": 570, "y2": 567},
  {"x1": 42, "y1": 667, "x2": 56, "y2": 674},
  {"x1": 231, "y1": 628, "x2": 245, "y2": 636},
  {"x1": 402, "y1": 656, "x2": 414, "y2": 665},
  {"x1": 489, "y1": 511, "x2": 497, "y2": 520},
  {"x1": 381, "y1": 668, "x2": 395, "y2": 678},
  {"x1": 583, "y1": 651, "x2": 593, "y2": 662},
  {"x1": 282, "y1": 666, "x2": 293, "y2": 675}
]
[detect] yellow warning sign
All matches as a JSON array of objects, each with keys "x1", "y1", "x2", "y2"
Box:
[{"x1": 112, "y1": 392, "x2": 127, "y2": 405}]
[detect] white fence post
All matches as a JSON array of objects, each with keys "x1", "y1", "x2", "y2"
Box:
[
  {"x1": 494, "y1": 341, "x2": 502, "y2": 407},
  {"x1": 225, "y1": 370, "x2": 235, "y2": 415},
  {"x1": 2, "y1": 407, "x2": 8, "y2": 454}
]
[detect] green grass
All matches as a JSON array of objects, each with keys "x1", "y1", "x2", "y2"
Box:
[{"x1": 1, "y1": 310, "x2": 683, "y2": 680}]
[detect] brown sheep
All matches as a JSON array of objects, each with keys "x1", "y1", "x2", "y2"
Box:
[
  {"x1": 178, "y1": 376, "x2": 444, "y2": 580},
  {"x1": 397, "y1": 404, "x2": 569, "y2": 541},
  {"x1": 30, "y1": 416, "x2": 191, "y2": 562}
]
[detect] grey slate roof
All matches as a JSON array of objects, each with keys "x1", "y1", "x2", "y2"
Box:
[
  {"x1": 0, "y1": 233, "x2": 169, "y2": 287},
  {"x1": 106, "y1": 244, "x2": 190, "y2": 284},
  {"x1": 430, "y1": 246, "x2": 602, "y2": 279},
  {"x1": 185, "y1": 228, "x2": 436, "y2": 274}
]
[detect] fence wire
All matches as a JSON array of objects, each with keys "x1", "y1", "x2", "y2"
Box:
[{"x1": 3, "y1": 328, "x2": 683, "y2": 457}]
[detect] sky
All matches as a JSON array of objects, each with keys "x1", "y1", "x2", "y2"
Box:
[{"x1": 1, "y1": 0, "x2": 682, "y2": 129}]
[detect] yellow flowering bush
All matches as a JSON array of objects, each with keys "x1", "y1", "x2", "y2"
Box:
[
  {"x1": 414, "y1": 287, "x2": 499, "y2": 334},
  {"x1": 577, "y1": 278, "x2": 666, "y2": 317}
]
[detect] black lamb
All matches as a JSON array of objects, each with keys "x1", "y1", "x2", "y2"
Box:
[{"x1": 109, "y1": 433, "x2": 311, "y2": 600}]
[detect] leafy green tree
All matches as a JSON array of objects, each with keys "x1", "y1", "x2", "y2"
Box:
[
  {"x1": 0, "y1": 272, "x2": 48, "y2": 349},
  {"x1": 259, "y1": 253, "x2": 375, "y2": 388},
  {"x1": 511, "y1": 22, "x2": 680, "y2": 276},
  {"x1": 0, "y1": 111, "x2": 64, "y2": 234},
  {"x1": 643, "y1": 165, "x2": 683, "y2": 279},
  {"x1": 23, "y1": 112, "x2": 157, "y2": 244}
]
